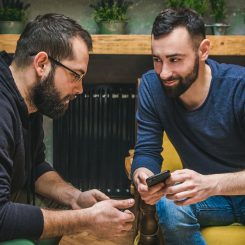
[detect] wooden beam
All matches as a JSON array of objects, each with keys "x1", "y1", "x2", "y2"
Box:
[
  {"x1": 0, "y1": 34, "x2": 19, "y2": 53},
  {"x1": 92, "y1": 35, "x2": 151, "y2": 55},
  {"x1": 208, "y1": 36, "x2": 245, "y2": 56},
  {"x1": 0, "y1": 34, "x2": 244, "y2": 56}
]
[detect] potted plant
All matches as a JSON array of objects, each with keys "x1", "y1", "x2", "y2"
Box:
[
  {"x1": 166, "y1": 0, "x2": 208, "y2": 16},
  {"x1": 0, "y1": 0, "x2": 30, "y2": 34},
  {"x1": 89, "y1": 0, "x2": 132, "y2": 34},
  {"x1": 208, "y1": 0, "x2": 229, "y2": 35}
]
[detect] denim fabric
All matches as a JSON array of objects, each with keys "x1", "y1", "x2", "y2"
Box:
[{"x1": 156, "y1": 196, "x2": 245, "y2": 245}]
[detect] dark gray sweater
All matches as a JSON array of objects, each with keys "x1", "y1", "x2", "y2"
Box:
[{"x1": 0, "y1": 51, "x2": 54, "y2": 241}]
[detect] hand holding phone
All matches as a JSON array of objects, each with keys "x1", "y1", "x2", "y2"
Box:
[{"x1": 146, "y1": 170, "x2": 171, "y2": 187}]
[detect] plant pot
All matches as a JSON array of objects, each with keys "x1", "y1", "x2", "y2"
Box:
[
  {"x1": 0, "y1": 21, "x2": 25, "y2": 34},
  {"x1": 97, "y1": 21, "x2": 127, "y2": 34},
  {"x1": 209, "y1": 23, "x2": 230, "y2": 35}
]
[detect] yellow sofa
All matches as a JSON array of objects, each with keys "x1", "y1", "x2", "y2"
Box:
[{"x1": 126, "y1": 133, "x2": 245, "y2": 245}]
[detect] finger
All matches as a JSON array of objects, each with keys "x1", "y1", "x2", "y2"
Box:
[
  {"x1": 122, "y1": 210, "x2": 135, "y2": 222},
  {"x1": 124, "y1": 209, "x2": 131, "y2": 214},
  {"x1": 114, "y1": 230, "x2": 131, "y2": 237},
  {"x1": 148, "y1": 182, "x2": 165, "y2": 194},
  {"x1": 140, "y1": 192, "x2": 162, "y2": 205},
  {"x1": 172, "y1": 169, "x2": 188, "y2": 175},
  {"x1": 135, "y1": 171, "x2": 149, "y2": 186},
  {"x1": 165, "y1": 175, "x2": 187, "y2": 186},
  {"x1": 166, "y1": 169, "x2": 193, "y2": 185},
  {"x1": 143, "y1": 197, "x2": 161, "y2": 205},
  {"x1": 146, "y1": 199, "x2": 160, "y2": 205},
  {"x1": 142, "y1": 188, "x2": 165, "y2": 202},
  {"x1": 148, "y1": 184, "x2": 166, "y2": 195},
  {"x1": 121, "y1": 222, "x2": 133, "y2": 231},
  {"x1": 110, "y1": 198, "x2": 135, "y2": 209},
  {"x1": 165, "y1": 182, "x2": 189, "y2": 195},
  {"x1": 94, "y1": 190, "x2": 110, "y2": 201},
  {"x1": 138, "y1": 171, "x2": 149, "y2": 184},
  {"x1": 137, "y1": 182, "x2": 148, "y2": 193},
  {"x1": 166, "y1": 189, "x2": 193, "y2": 201},
  {"x1": 123, "y1": 209, "x2": 133, "y2": 215},
  {"x1": 174, "y1": 197, "x2": 195, "y2": 206},
  {"x1": 142, "y1": 193, "x2": 164, "y2": 205}
]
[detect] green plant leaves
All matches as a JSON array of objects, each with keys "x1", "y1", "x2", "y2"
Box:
[
  {"x1": 0, "y1": 0, "x2": 30, "y2": 21},
  {"x1": 167, "y1": 0, "x2": 208, "y2": 16},
  {"x1": 90, "y1": 0, "x2": 132, "y2": 22},
  {"x1": 209, "y1": 0, "x2": 226, "y2": 22}
]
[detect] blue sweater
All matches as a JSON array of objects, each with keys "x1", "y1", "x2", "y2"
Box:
[
  {"x1": 132, "y1": 59, "x2": 245, "y2": 176},
  {"x1": 0, "y1": 51, "x2": 54, "y2": 241}
]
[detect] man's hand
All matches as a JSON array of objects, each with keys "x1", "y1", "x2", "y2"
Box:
[
  {"x1": 133, "y1": 168, "x2": 166, "y2": 205},
  {"x1": 165, "y1": 169, "x2": 215, "y2": 206},
  {"x1": 87, "y1": 198, "x2": 135, "y2": 239},
  {"x1": 35, "y1": 172, "x2": 110, "y2": 209},
  {"x1": 72, "y1": 189, "x2": 110, "y2": 209}
]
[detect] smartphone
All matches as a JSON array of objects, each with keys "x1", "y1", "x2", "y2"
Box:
[{"x1": 146, "y1": 170, "x2": 171, "y2": 187}]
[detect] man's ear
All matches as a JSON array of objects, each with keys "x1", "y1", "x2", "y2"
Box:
[
  {"x1": 199, "y1": 39, "x2": 210, "y2": 61},
  {"x1": 33, "y1": 52, "x2": 50, "y2": 77}
]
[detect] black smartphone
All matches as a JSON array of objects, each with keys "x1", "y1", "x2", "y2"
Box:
[{"x1": 146, "y1": 170, "x2": 171, "y2": 187}]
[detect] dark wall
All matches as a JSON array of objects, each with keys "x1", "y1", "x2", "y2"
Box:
[
  {"x1": 84, "y1": 55, "x2": 153, "y2": 85},
  {"x1": 84, "y1": 55, "x2": 245, "y2": 85}
]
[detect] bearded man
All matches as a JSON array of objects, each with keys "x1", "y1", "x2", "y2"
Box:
[
  {"x1": 0, "y1": 13, "x2": 135, "y2": 242},
  {"x1": 131, "y1": 8, "x2": 245, "y2": 245}
]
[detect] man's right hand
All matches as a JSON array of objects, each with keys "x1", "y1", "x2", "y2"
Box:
[
  {"x1": 87, "y1": 198, "x2": 135, "y2": 239},
  {"x1": 133, "y1": 167, "x2": 166, "y2": 205}
]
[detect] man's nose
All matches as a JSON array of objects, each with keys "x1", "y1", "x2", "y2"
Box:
[
  {"x1": 159, "y1": 64, "x2": 172, "y2": 81},
  {"x1": 74, "y1": 81, "x2": 83, "y2": 94}
]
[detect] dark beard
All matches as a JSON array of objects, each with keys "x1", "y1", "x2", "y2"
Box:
[
  {"x1": 160, "y1": 55, "x2": 199, "y2": 98},
  {"x1": 30, "y1": 67, "x2": 70, "y2": 119}
]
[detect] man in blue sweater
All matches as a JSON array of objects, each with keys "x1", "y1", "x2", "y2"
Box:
[
  {"x1": 0, "y1": 13, "x2": 134, "y2": 242},
  {"x1": 131, "y1": 8, "x2": 245, "y2": 244}
]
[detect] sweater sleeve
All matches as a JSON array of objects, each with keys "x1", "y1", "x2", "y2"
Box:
[
  {"x1": 0, "y1": 98, "x2": 44, "y2": 241},
  {"x1": 131, "y1": 72, "x2": 164, "y2": 176},
  {"x1": 0, "y1": 202, "x2": 44, "y2": 241}
]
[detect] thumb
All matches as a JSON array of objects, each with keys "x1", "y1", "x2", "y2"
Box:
[
  {"x1": 137, "y1": 171, "x2": 149, "y2": 185},
  {"x1": 136, "y1": 172, "x2": 151, "y2": 193},
  {"x1": 94, "y1": 190, "x2": 110, "y2": 201},
  {"x1": 110, "y1": 198, "x2": 135, "y2": 210}
]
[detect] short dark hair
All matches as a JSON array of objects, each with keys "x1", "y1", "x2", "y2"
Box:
[
  {"x1": 152, "y1": 8, "x2": 206, "y2": 49},
  {"x1": 13, "y1": 13, "x2": 92, "y2": 67}
]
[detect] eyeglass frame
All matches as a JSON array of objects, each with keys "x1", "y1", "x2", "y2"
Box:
[{"x1": 29, "y1": 52, "x2": 85, "y2": 82}]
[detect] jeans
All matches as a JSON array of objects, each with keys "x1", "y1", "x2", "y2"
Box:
[{"x1": 156, "y1": 196, "x2": 245, "y2": 245}]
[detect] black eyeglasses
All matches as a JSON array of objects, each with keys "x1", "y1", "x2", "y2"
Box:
[{"x1": 30, "y1": 53, "x2": 85, "y2": 83}]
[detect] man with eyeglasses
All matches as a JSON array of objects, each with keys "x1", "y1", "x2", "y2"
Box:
[{"x1": 0, "y1": 13, "x2": 134, "y2": 242}]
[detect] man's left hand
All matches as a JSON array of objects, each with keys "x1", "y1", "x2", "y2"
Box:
[{"x1": 72, "y1": 189, "x2": 110, "y2": 209}]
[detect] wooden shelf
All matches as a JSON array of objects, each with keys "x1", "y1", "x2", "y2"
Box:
[{"x1": 0, "y1": 34, "x2": 245, "y2": 56}]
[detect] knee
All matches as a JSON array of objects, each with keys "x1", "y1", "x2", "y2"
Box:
[{"x1": 156, "y1": 197, "x2": 199, "y2": 232}]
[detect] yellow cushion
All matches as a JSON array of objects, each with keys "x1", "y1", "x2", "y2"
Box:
[
  {"x1": 202, "y1": 225, "x2": 245, "y2": 245},
  {"x1": 134, "y1": 226, "x2": 245, "y2": 245},
  {"x1": 161, "y1": 133, "x2": 182, "y2": 172},
  {"x1": 160, "y1": 133, "x2": 245, "y2": 244}
]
